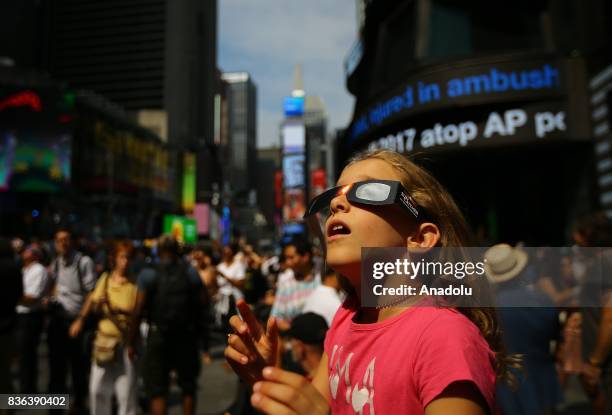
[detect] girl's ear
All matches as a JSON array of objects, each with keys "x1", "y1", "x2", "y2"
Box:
[{"x1": 406, "y1": 222, "x2": 441, "y2": 249}]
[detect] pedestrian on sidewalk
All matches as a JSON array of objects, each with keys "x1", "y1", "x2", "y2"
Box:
[
  {"x1": 71, "y1": 240, "x2": 139, "y2": 415},
  {"x1": 131, "y1": 235, "x2": 208, "y2": 415},
  {"x1": 16, "y1": 245, "x2": 49, "y2": 393},
  {"x1": 269, "y1": 239, "x2": 320, "y2": 331},
  {"x1": 576, "y1": 214, "x2": 612, "y2": 414},
  {"x1": 46, "y1": 227, "x2": 96, "y2": 414}
]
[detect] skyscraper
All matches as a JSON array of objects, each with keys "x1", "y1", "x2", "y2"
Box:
[
  {"x1": 221, "y1": 72, "x2": 257, "y2": 198},
  {"x1": 43, "y1": 0, "x2": 217, "y2": 149}
]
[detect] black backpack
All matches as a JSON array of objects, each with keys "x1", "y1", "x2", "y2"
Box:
[{"x1": 148, "y1": 260, "x2": 199, "y2": 332}]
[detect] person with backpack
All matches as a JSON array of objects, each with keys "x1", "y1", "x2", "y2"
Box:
[
  {"x1": 131, "y1": 235, "x2": 208, "y2": 415},
  {"x1": 46, "y1": 228, "x2": 96, "y2": 414}
]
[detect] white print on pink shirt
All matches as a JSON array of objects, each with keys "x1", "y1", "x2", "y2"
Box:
[{"x1": 329, "y1": 344, "x2": 376, "y2": 415}]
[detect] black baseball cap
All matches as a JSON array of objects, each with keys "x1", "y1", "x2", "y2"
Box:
[{"x1": 287, "y1": 312, "x2": 329, "y2": 346}]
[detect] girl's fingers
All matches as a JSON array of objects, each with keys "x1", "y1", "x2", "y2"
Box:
[
  {"x1": 266, "y1": 316, "x2": 279, "y2": 353},
  {"x1": 261, "y1": 367, "x2": 328, "y2": 410},
  {"x1": 237, "y1": 299, "x2": 264, "y2": 340},
  {"x1": 223, "y1": 344, "x2": 249, "y2": 365},
  {"x1": 229, "y1": 315, "x2": 248, "y2": 335},
  {"x1": 229, "y1": 314, "x2": 260, "y2": 360},
  {"x1": 253, "y1": 381, "x2": 312, "y2": 414},
  {"x1": 227, "y1": 334, "x2": 257, "y2": 362},
  {"x1": 251, "y1": 391, "x2": 298, "y2": 415}
]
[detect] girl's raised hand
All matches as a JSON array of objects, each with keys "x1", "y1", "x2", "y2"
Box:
[
  {"x1": 251, "y1": 367, "x2": 330, "y2": 415},
  {"x1": 224, "y1": 299, "x2": 280, "y2": 385}
]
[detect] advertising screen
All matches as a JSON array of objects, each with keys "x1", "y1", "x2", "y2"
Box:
[
  {"x1": 283, "y1": 188, "x2": 306, "y2": 221},
  {"x1": 311, "y1": 168, "x2": 327, "y2": 197},
  {"x1": 163, "y1": 215, "x2": 197, "y2": 244},
  {"x1": 0, "y1": 130, "x2": 71, "y2": 192},
  {"x1": 281, "y1": 123, "x2": 305, "y2": 154},
  {"x1": 182, "y1": 152, "x2": 196, "y2": 212},
  {"x1": 282, "y1": 154, "x2": 305, "y2": 188},
  {"x1": 284, "y1": 96, "x2": 305, "y2": 117},
  {"x1": 192, "y1": 203, "x2": 210, "y2": 235},
  {"x1": 282, "y1": 222, "x2": 305, "y2": 235}
]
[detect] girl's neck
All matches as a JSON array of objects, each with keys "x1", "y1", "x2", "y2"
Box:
[
  {"x1": 356, "y1": 305, "x2": 405, "y2": 323},
  {"x1": 354, "y1": 295, "x2": 425, "y2": 323}
]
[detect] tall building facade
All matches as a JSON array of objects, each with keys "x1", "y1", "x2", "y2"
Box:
[
  {"x1": 0, "y1": 0, "x2": 219, "y2": 238},
  {"x1": 303, "y1": 95, "x2": 329, "y2": 197},
  {"x1": 42, "y1": 0, "x2": 217, "y2": 149},
  {"x1": 219, "y1": 72, "x2": 257, "y2": 240},
  {"x1": 278, "y1": 66, "x2": 329, "y2": 240},
  {"x1": 339, "y1": 0, "x2": 612, "y2": 245},
  {"x1": 221, "y1": 72, "x2": 257, "y2": 198}
]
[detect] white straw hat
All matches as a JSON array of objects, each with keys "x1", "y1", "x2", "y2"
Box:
[{"x1": 484, "y1": 243, "x2": 528, "y2": 284}]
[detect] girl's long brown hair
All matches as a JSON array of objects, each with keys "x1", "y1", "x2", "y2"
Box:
[{"x1": 347, "y1": 149, "x2": 520, "y2": 386}]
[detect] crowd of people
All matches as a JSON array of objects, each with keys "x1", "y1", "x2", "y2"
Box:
[
  {"x1": 1, "y1": 150, "x2": 612, "y2": 415},
  {"x1": 0, "y1": 226, "x2": 343, "y2": 415}
]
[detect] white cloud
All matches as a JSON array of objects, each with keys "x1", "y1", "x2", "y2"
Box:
[{"x1": 219, "y1": 0, "x2": 357, "y2": 148}]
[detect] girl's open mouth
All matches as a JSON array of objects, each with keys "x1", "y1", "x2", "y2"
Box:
[{"x1": 327, "y1": 220, "x2": 351, "y2": 241}]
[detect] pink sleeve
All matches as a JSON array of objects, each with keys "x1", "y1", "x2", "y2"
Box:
[{"x1": 413, "y1": 311, "x2": 496, "y2": 412}]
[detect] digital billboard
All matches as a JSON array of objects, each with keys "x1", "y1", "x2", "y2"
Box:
[
  {"x1": 284, "y1": 96, "x2": 305, "y2": 117},
  {"x1": 281, "y1": 123, "x2": 305, "y2": 154},
  {"x1": 0, "y1": 87, "x2": 74, "y2": 193},
  {"x1": 283, "y1": 188, "x2": 306, "y2": 221},
  {"x1": 163, "y1": 215, "x2": 197, "y2": 244},
  {"x1": 0, "y1": 130, "x2": 71, "y2": 192},
  {"x1": 282, "y1": 222, "x2": 305, "y2": 235},
  {"x1": 192, "y1": 203, "x2": 210, "y2": 235},
  {"x1": 282, "y1": 154, "x2": 305, "y2": 188},
  {"x1": 311, "y1": 168, "x2": 327, "y2": 197},
  {"x1": 182, "y1": 152, "x2": 196, "y2": 213}
]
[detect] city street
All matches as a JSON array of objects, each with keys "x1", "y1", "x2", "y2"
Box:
[
  {"x1": 11, "y1": 339, "x2": 240, "y2": 415},
  {"x1": 8, "y1": 331, "x2": 595, "y2": 415},
  {"x1": 3, "y1": 1, "x2": 612, "y2": 414}
]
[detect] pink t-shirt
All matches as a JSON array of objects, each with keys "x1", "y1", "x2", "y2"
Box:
[{"x1": 324, "y1": 297, "x2": 496, "y2": 415}]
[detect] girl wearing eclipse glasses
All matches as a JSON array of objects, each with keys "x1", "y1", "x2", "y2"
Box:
[{"x1": 225, "y1": 149, "x2": 514, "y2": 415}]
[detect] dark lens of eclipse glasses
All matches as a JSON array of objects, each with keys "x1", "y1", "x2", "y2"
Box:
[{"x1": 354, "y1": 182, "x2": 391, "y2": 202}]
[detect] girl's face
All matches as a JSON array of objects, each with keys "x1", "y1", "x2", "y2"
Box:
[{"x1": 325, "y1": 159, "x2": 419, "y2": 285}]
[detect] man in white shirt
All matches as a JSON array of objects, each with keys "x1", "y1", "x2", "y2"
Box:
[
  {"x1": 47, "y1": 228, "x2": 95, "y2": 411},
  {"x1": 217, "y1": 243, "x2": 246, "y2": 302},
  {"x1": 302, "y1": 268, "x2": 343, "y2": 327},
  {"x1": 16, "y1": 246, "x2": 49, "y2": 393}
]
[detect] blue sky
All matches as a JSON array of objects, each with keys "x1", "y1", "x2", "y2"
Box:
[{"x1": 218, "y1": 0, "x2": 357, "y2": 148}]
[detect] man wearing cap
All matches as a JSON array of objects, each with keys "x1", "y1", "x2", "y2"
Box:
[
  {"x1": 286, "y1": 312, "x2": 329, "y2": 381},
  {"x1": 16, "y1": 246, "x2": 50, "y2": 393}
]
